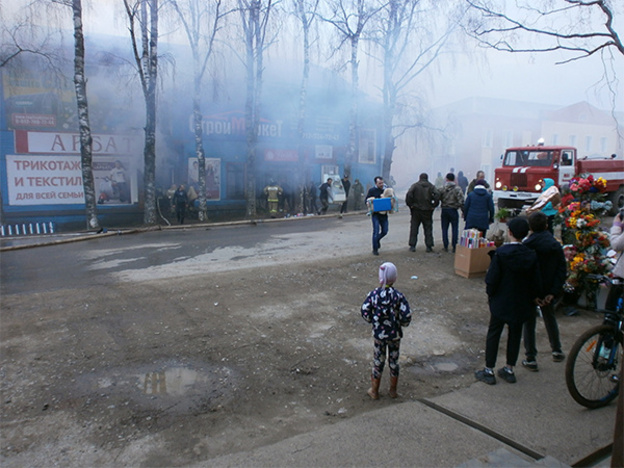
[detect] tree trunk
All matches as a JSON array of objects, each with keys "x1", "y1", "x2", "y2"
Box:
[
  {"x1": 345, "y1": 34, "x2": 359, "y2": 177},
  {"x1": 72, "y1": 0, "x2": 99, "y2": 230},
  {"x1": 193, "y1": 70, "x2": 207, "y2": 222},
  {"x1": 243, "y1": 1, "x2": 264, "y2": 219},
  {"x1": 296, "y1": 2, "x2": 311, "y2": 212},
  {"x1": 141, "y1": 0, "x2": 158, "y2": 226}
]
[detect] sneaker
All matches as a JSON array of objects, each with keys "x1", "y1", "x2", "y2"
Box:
[
  {"x1": 522, "y1": 360, "x2": 539, "y2": 372},
  {"x1": 443, "y1": 247, "x2": 449, "y2": 252},
  {"x1": 497, "y1": 367, "x2": 517, "y2": 383},
  {"x1": 373, "y1": 249, "x2": 379, "y2": 256},
  {"x1": 409, "y1": 246, "x2": 416, "y2": 252},
  {"x1": 475, "y1": 369, "x2": 496, "y2": 385},
  {"x1": 552, "y1": 351, "x2": 565, "y2": 362},
  {"x1": 426, "y1": 247, "x2": 433, "y2": 253}
]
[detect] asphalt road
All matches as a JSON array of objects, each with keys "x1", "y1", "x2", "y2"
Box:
[{"x1": 0, "y1": 212, "x2": 413, "y2": 295}]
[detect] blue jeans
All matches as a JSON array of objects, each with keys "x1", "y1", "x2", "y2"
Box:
[
  {"x1": 441, "y1": 207, "x2": 459, "y2": 250},
  {"x1": 371, "y1": 213, "x2": 388, "y2": 250}
]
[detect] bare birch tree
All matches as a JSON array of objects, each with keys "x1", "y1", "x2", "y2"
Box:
[
  {"x1": 170, "y1": 0, "x2": 230, "y2": 222},
  {"x1": 321, "y1": 0, "x2": 383, "y2": 176},
  {"x1": 124, "y1": 0, "x2": 159, "y2": 225},
  {"x1": 2, "y1": 1, "x2": 100, "y2": 230},
  {"x1": 238, "y1": 0, "x2": 276, "y2": 218},
  {"x1": 293, "y1": 0, "x2": 320, "y2": 210},
  {"x1": 369, "y1": 0, "x2": 458, "y2": 180},
  {"x1": 465, "y1": 0, "x2": 623, "y2": 62},
  {"x1": 70, "y1": 0, "x2": 100, "y2": 230}
]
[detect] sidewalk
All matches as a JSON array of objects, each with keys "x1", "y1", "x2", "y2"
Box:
[
  {"x1": 197, "y1": 354, "x2": 615, "y2": 467},
  {"x1": 2, "y1": 211, "x2": 618, "y2": 467}
]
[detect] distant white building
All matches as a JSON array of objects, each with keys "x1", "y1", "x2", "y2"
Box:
[{"x1": 417, "y1": 97, "x2": 624, "y2": 183}]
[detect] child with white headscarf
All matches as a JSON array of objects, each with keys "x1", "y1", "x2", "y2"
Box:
[{"x1": 361, "y1": 262, "x2": 412, "y2": 399}]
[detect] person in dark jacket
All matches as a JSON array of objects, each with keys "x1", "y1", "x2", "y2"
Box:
[
  {"x1": 172, "y1": 184, "x2": 188, "y2": 224},
  {"x1": 405, "y1": 173, "x2": 439, "y2": 252},
  {"x1": 467, "y1": 170, "x2": 491, "y2": 194},
  {"x1": 307, "y1": 181, "x2": 319, "y2": 215},
  {"x1": 464, "y1": 179, "x2": 495, "y2": 237},
  {"x1": 475, "y1": 217, "x2": 541, "y2": 385},
  {"x1": 340, "y1": 174, "x2": 351, "y2": 214},
  {"x1": 457, "y1": 170, "x2": 469, "y2": 193},
  {"x1": 319, "y1": 178, "x2": 333, "y2": 215},
  {"x1": 521, "y1": 212, "x2": 567, "y2": 371}
]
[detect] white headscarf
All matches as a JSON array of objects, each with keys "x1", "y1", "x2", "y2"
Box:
[{"x1": 378, "y1": 262, "x2": 397, "y2": 286}]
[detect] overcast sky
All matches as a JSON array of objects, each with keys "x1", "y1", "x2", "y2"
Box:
[
  {"x1": 78, "y1": 1, "x2": 622, "y2": 114},
  {"x1": 430, "y1": 48, "x2": 623, "y2": 112}
]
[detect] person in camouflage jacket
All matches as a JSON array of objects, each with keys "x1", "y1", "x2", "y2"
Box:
[{"x1": 439, "y1": 173, "x2": 465, "y2": 253}]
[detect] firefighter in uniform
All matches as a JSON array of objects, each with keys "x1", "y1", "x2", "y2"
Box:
[{"x1": 264, "y1": 181, "x2": 283, "y2": 218}]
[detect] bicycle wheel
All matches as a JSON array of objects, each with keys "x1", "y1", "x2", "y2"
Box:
[{"x1": 565, "y1": 324, "x2": 621, "y2": 409}]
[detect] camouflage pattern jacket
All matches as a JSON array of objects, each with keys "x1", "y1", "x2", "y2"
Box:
[{"x1": 440, "y1": 182, "x2": 464, "y2": 210}]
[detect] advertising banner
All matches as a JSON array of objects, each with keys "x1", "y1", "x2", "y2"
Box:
[
  {"x1": 6, "y1": 154, "x2": 136, "y2": 206},
  {"x1": 6, "y1": 154, "x2": 84, "y2": 205},
  {"x1": 187, "y1": 158, "x2": 220, "y2": 201}
]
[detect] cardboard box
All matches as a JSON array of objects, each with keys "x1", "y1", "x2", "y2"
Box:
[
  {"x1": 372, "y1": 197, "x2": 392, "y2": 212},
  {"x1": 454, "y1": 245, "x2": 496, "y2": 278}
]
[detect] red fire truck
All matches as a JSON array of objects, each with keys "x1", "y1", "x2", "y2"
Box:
[{"x1": 493, "y1": 145, "x2": 624, "y2": 215}]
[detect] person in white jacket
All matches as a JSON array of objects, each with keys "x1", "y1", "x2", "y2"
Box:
[
  {"x1": 609, "y1": 211, "x2": 624, "y2": 274},
  {"x1": 607, "y1": 211, "x2": 624, "y2": 311},
  {"x1": 608, "y1": 211, "x2": 623, "y2": 468}
]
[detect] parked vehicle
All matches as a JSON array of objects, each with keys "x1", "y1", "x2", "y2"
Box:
[{"x1": 493, "y1": 145, "x2": 623, "y2": 214}]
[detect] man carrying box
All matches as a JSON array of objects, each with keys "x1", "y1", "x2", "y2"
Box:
[{"x1": 366, "y1": 176, "x2": 388, "y2": 256}]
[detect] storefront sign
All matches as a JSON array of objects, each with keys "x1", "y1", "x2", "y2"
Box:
[{"x1": 15, "y1": 130, "x2": 140, "y2": 155}]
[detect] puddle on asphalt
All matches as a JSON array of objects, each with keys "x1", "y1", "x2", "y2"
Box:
[
  {"x1": 434, "y1": 362, "x2": 459, "y2": 372},
  {"x1": 407, "y1": 353, "x2": 472, "y2": 376},
  {"x1": 137, "y1": 367, "x2": 210, "y2": 396},
  {"x1": 75, "y1": 360, "x2": 239, "y2": 414}
]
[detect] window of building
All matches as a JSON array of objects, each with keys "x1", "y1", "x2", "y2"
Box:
[
  {"x1": 505, "y1": 130, "x2": 513, "y2": 148},
  {"x1": 600, "y1": 137, "x2": 608, "y2": 153},
  {"x1": 552, "y1": 134, "x2": 559, "y2": 145},
  {"x1": 358, "y1": 129, "x2": 376, "y2": 164},
  {"x1": 569, "y1": 135, "x2": 577, "y2": 147},
  {"x1": 483, "y1": 129, "x2": 493, "y2": 147},
  {"x1": 585, "y1": 136, "x2": 592, "y2": 152},
  {"x1": 226, "y1": 163, "x2": 245, "y2": 200}
]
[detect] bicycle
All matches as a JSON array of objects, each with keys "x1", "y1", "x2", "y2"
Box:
[{"x1": 565, "y1": 275, "x2": 623, "y2": 409}]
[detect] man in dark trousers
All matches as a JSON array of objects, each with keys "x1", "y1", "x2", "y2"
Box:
[
  {"x1": 405, "y1": 173, "x2": 439, "y2": 252},
  {"x1": 307, "y1": 181, "x2": 319, "y2": 215},
  {"x1": 340, "y1": 174, "x2": 351, "y2": 214},
  {"x1": 521, "y1": 211, "x2": 567, "y2": 371},
  {"x1": 172, "y1": 184, "x2": 189, "y2": 224},
  {"x1": 476, "y1": 217, "x2": 541, "y2": 385},
  {"x1": 319, "y1": 178, "x2": 333, "y2": 215},
  {"x1": 439, "y1": 172, "x2": 464, "y2": 253},
  {"x1": 365, "y1": 176, "x2": 387, "y2": 256}
]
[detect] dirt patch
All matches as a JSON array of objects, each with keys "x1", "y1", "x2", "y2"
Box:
[{"x1": 0, "y1": 247, "x2": 510, "y2": 466}]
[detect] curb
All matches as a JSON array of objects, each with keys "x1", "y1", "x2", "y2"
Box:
[{"x1": 0, "y1": 210, "x2": 367, "y2": 252}]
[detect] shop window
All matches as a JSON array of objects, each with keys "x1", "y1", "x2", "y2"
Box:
[
  {"x1": 226, "y1": 163, "x2": 244, "y2": 200},
  {"x1": 358, "y1": 129, "x2": 376, "y2": 164}
]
